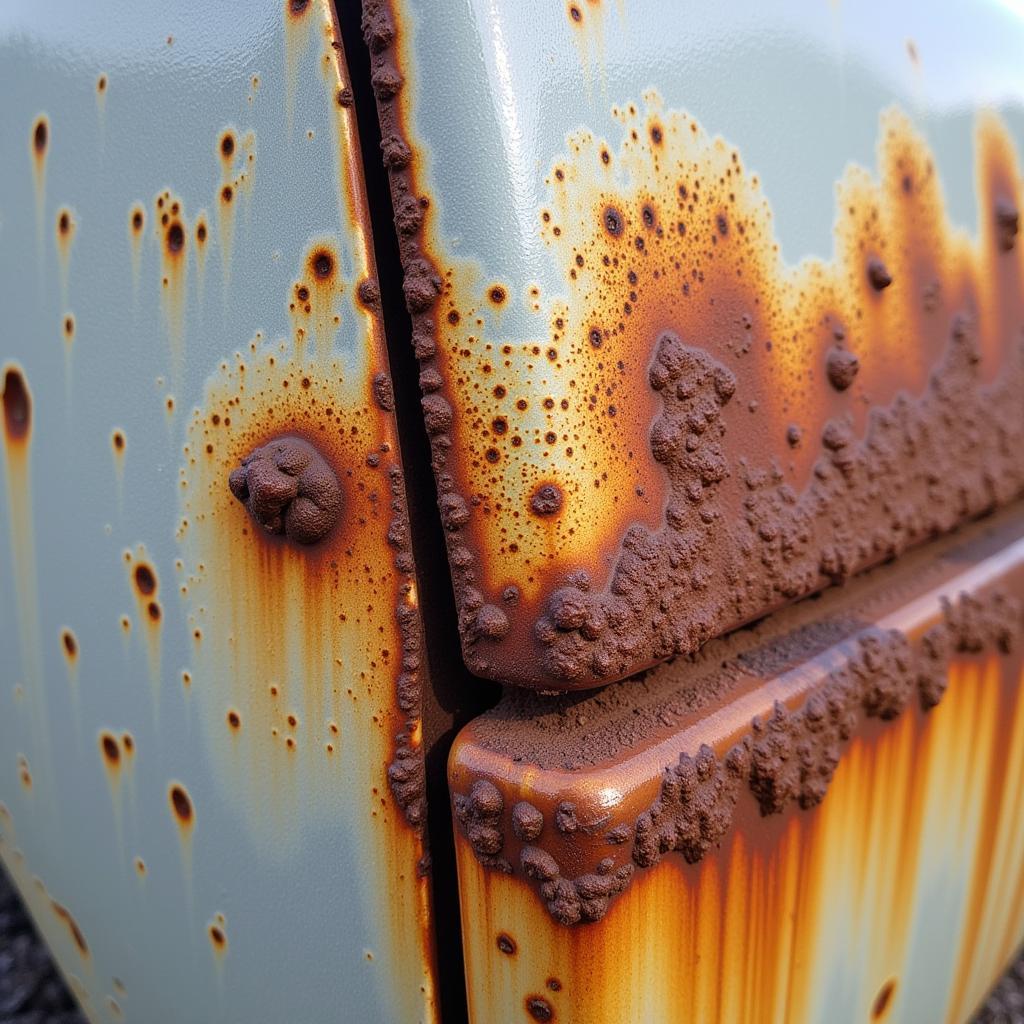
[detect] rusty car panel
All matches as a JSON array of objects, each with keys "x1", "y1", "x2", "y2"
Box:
[
  {"x1": 365, "y1": 0, "x2": 1024, "y2": 690},
  {"x1": 0, "y1": 2, "x2": 437, "y2": 1021},
  {"x1": 449, "y1": 504, "x2": 1024, "y2": 1023}
]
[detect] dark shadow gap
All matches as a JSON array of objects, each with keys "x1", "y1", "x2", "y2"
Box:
[{"x1": 333, "y1": 5, "x2": 502, "y2": 1022}]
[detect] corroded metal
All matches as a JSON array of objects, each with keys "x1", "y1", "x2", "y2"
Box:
[
  {"x1": 367, "y1": 0, "x2": 1024, "y2": 690},
  {"x1": 0, "y1": 2, "x2": 437, "y2": 1021},
  {"x1": 450, "y1": 505, "x2": 1024, "y2": 1022}
]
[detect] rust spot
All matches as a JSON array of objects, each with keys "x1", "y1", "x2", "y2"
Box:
[
  {"x1": 867, "y1": 256, "x2": 893, "y2": 291},
  {"x1": 287, "y1": 0, "x2": 309, "y2": 15},
  {"x1": 2, "y1": 367, "x2": 31, "y2": 444},
  {"x1": 17, "y1": 755, "x2": 31, "y2": 790},
  {"x1": 310, "y1": 248, "x2": 334, "y2": 280},
  {"x1": 99, "y1": 732, "x2": 120, "y2": 767},
  {"x1": 496, "y1": 932, "x2": 516, "y2": 954},
  {"x1": 121, "y1": 733, "x2": 135, "y2": 757},
  {"x1": 568, "y1": 3, "x2": 582, "y2": 23},
  {"x1": 526, "y1": 995, "x2": 554, "y2": 1021},
  {"x1": 221, "y1": 185, "x2": 234, "y2": 204},
  {"x1": 61, "y1": 628, "x2": 78, "y2": 661},
  {"x1": 147, "y1": 600, "x2": 162, "y2": 622},
  {"x1": 51, "y1": 902, "x2": 89, "y2": 958},
  {"x1": 169, "y1": 783, "x2": 194, "y2": 827},
  {"x1": 32, "y1": 116, "x2": 47, "y2": 155},
  {"x1": 196, "y1": 219, "x2": 208, "y2": 244},
  {"x1": 166, "y1": 221, "x2": 184, "y2": 253},
  {"x1": 220, "y1": 131, "x2": 236, "y2": 159},
  {"x1": 228, "y1": 435, "x2": 343, "y2": 545},
  {"x1": 96, "y1": 74, "x2": 107, "y2": 94},
  {"x1": 227, "y1": 709, "x2": 241, "y2": 731},
  {"x1": 133, "y1": 857, "x2": 146, "y2": 877},
  {"x1": 130, "y1": 206, "x2": 144, "y2": 234},
  {"x1": 872, "y1": 978, "x2": 897, "y2": 1019},
  {"x1": 112, "y1": 430, "x2": 126, "y2": 453},
  {"x1": 531, "y1": 483, "x2": 563, "y2": 517},
  {"x1": 489, "y1": 285, "x2": 507, "y2": 305},
  {"x1": 208, "y1": 921, "x2": 227, "y2": 953},
  {"x1": 133, "y1": 563, "x2": 156, "y2": 597},
  {"x1": 547, "y1": 978, "x2": 562, "y2": 992},
  {"x1": 63, "y1": 314, "x2": 75, "y2": 344}
]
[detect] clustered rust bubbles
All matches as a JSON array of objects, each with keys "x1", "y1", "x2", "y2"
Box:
[{"x1": 228, "y1": 435, "x2": 343, "y2": 545}]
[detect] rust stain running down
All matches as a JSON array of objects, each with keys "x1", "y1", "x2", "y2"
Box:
[
  {"x1": 365, "y1": 10, "x2": 1024, "y2": 691},
  {"x1": 29, "y1": 115, "x2": 48, "y2": 249},
  {"x1": 124, "y1": 547, "x2": 162, "y2": 687},
  {"x1": 155, "y1": 189, "x2": 188, "y2": 374}
]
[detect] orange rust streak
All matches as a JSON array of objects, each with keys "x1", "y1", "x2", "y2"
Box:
[{"x1": 456, "y1": 657, "x2": 1024, "y2": 1023}]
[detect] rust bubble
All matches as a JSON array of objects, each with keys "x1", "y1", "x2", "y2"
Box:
[
  {"x1": 288, "y1": 0, "x2": 309, "y2": 14},
  {"x1": 221, "y1": 185, "x2": 234, "y2": 204},
  {"x1": 196, "y1": 220, "x2": 207, "y2": 244},
  {"x1": 531, "y1": 483, "x2": 563, "y2": 517},
  {"x1": 147, "y1": 600, "x2": 162, "y2": 622},
  {"x1": 169, "y1": 783, "x2": 193, "y2": 825},
  {"x1": 310, "y1": 248, "x2": 334, "y2": 280},
  {"x1": 133, "y1": 564, "x2": 156, "y2": 596},
  {"x1": 867, "y1": 257, "x2": 892, "y2": 291},
  {"x1": 2, "y1": 367, "x2": 31, "y2": 443},
  {"x1": 226, "y1": 709, "x2": 241, "y2": 731},
  {"x1": 112, "y1": 429, "x2": 126, "y2": 453},
  {"x1": 825, "y1": 347, "x2": 859, "y2": 391},
  {"x1": 130, "y1": 207, "x2": 144, "y2": 234},
  {"x1": 220, "y1": 132, "x2": 235, "y2": 159},
  {"x1": 568, "y1": 3, "x2": 582, "y2": 22},
  {"x1": 228, "y1": 435, "x2": 343, "y2": 545},
  {"x1": 57, "y1": 209, "x2": 70, "y2": 236},
  {"x1": 496, "y1": 932, "x2": 517, "y2": 955},
  {"x1": 100, "y1": 732, "x2": 120, "y2": 766},
  {"x1": 489, "y1": 285, "x2": 507, "y2": 305},
  {"x1": 32, "y1": 116, "x2": 48, "y2": 155},
  {"x1": 526, "y1": 995, "x2": 554, "y2": 1022},
  {"x1": 547, "y1": 978, "x2": 562, "y2": 992},
  {"x1": 602, "y1": 205, "x2": 624, "y2": 237}
]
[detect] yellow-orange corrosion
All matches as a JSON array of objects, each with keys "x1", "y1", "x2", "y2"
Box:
[{"x1": 414, "y1": 91, "x2": 1024, "y2": 684}]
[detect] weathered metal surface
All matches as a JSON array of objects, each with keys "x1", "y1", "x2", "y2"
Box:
[
  {"x1": 450, "y1": 504, "x2": 1024, "y2": 1023},
  {"x1": 0, "y1": 2, "x2": 437, "y2": 1021},
  {"x1": 366, "y1": 0, "x2": 1024, "y2": 690}
]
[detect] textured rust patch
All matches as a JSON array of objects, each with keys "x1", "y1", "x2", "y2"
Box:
[
  {"x1": 452, "y1": 548, "x2": 1023, "y2": 926},
  {"x1": 365, "y1": 18, "x2": 1024, "y2": 691}
]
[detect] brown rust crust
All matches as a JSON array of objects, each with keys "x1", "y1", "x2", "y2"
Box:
[
  {"x1": 363, "y1": 4, "x2": 1024, "y2": 691},
  {"x1": 449, "y1": 507, "x2": 1024, "y2": 925}
]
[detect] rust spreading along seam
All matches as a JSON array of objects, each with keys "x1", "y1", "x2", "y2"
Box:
[
  {"x1": 452, "y1": 585, "x2": 1022, "y2": 926},
  {"x1": 363, "y1": 0, "x2": 1024, "y2": 691}
]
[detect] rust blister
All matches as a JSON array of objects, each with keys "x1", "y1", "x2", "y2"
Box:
[{"x1": 365, "y1": 8, "x2": 1024, "y2": 690}]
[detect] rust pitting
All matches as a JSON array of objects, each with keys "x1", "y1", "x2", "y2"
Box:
[
  {"x1": 367, "y1": 23, "x2": 1024, "y2": 691},
  {"x1": 453, "y1": 585, "x2": 1022, "y2": 925}
]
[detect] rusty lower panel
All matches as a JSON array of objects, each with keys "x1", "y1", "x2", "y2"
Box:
[
  {"x1": 365, "y1": 0, "x2": 1024, "y2": 691},
  {"x1": 450, "y1": 505, "x2": 1024, "y2": 1022}
]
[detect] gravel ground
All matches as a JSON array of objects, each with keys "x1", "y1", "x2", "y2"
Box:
[{"x1": 0, "y1": 861, "x2": 1021, "y2": 1022}]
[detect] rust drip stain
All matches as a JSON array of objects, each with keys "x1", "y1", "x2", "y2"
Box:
[
  {"x1": 17, "y1": 755, "x2": 32, "y2": 791},
  {"x1": 128, "y1": 203, "x2": 145, "y2": 294},
  {"x1": 283, "y1": 0, "x2": 315, "y2": 135},
  {"x1": 55, "y1": 206, "x2": 76, "y2": 301},
  {"x1": 168, "y1": 781, "x2": 196, "y2": 867},
  {"x1": 194, "y1": 209, "x2": 209, "y2": 305},
  {"x1": 51, "y1": 900, "x2": 89, "y2": 960},
  {"x1": 565, "y1": 0, "x2": 609, "y2": 88},
  {"x1": 61, "y1": 312, "x2": 75, "y2": 349},
  {"x1": 111, "y1": 428, "x2": 126, "y2": 483},
  {"x1": 29, "y1": 114, "x2": 48, "y2": 254},
  {"x1": 2, "y1": 365, "x2": 47, "y2": 769},
  {"x1": 366, "y1": 9, "x2": 1024, "y2": 691},
  {"x1": 124, "y1": 547, "x2": 162, "y2": 689},
  {"x1": 60, "y1": 628, "x2": 79, "y2": 686},
  {"x1": 207, "y1": 912, "x2": 228, "y2": 961},
  {"x1": 289, "y1": 240, "x2": 345, "y2": 359},
  {"x1": 155, "y1": 190, "x2": 188, "y2": 375}
]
